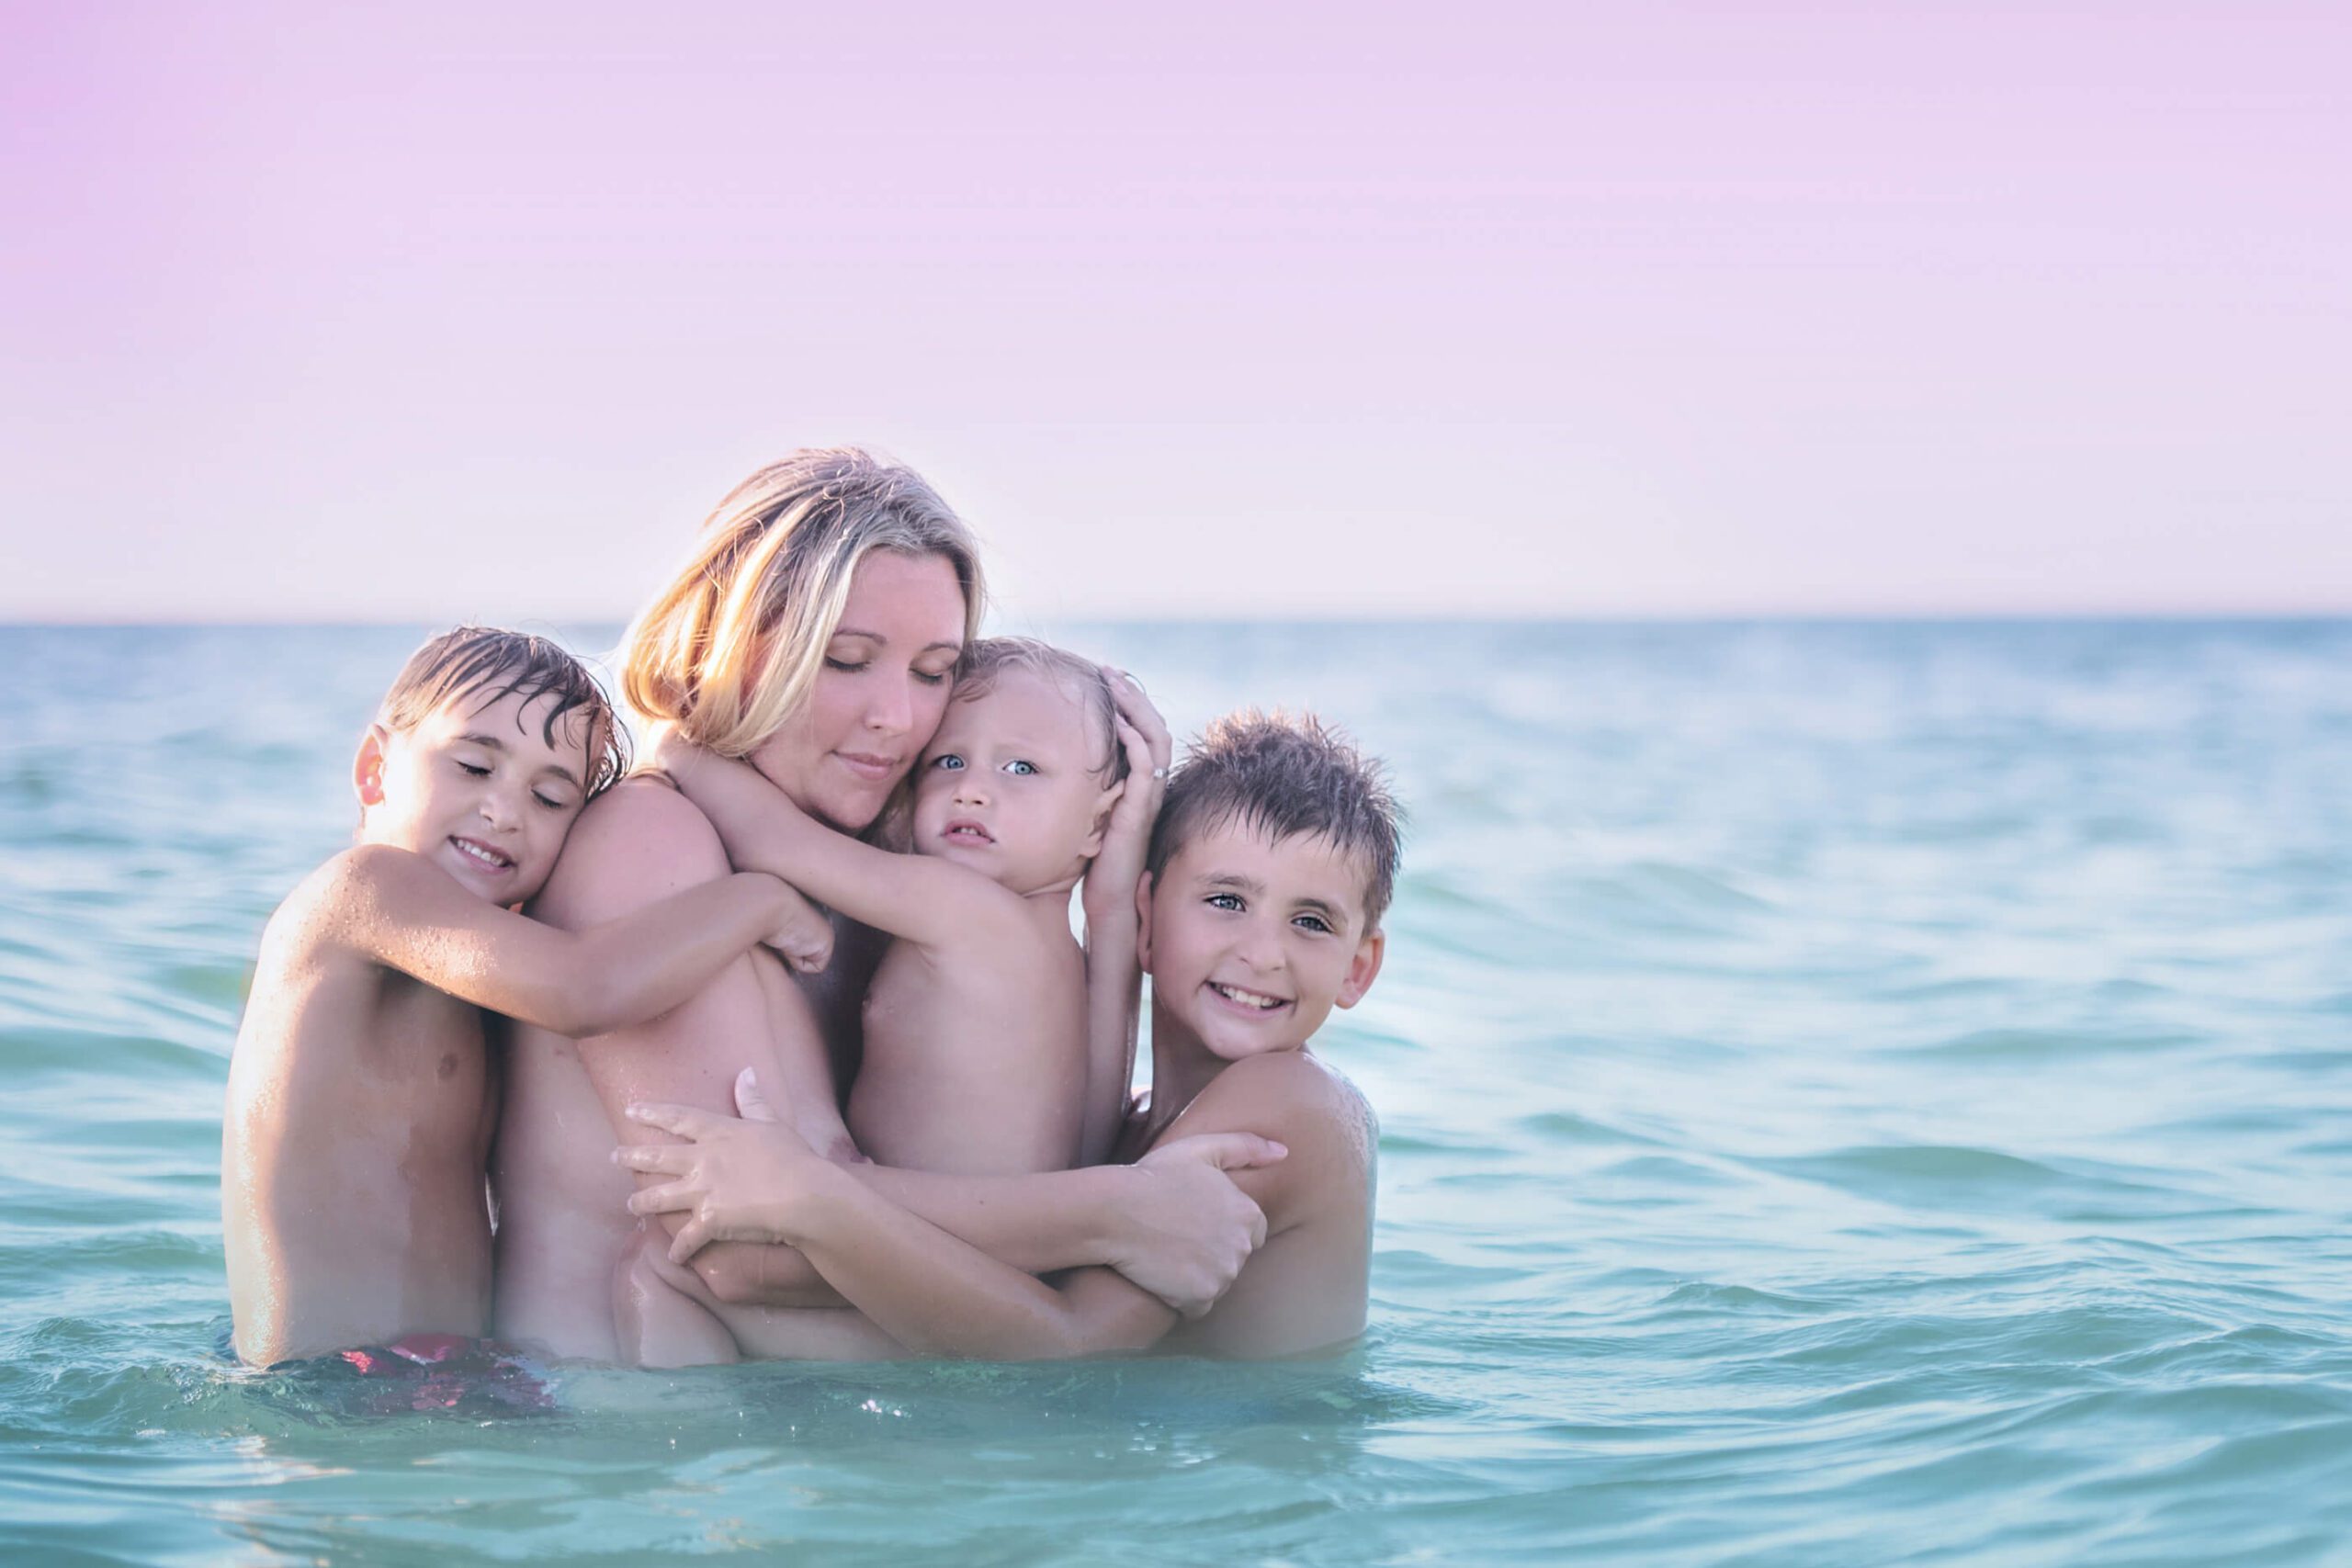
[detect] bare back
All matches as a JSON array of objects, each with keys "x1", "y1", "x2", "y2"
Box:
[{"x1": 222, "y1": 871, "x2": 499, "y2": 1366}]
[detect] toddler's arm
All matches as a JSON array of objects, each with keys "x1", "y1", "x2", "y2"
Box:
[
  {"x1": 316, "y1": 842, "x2": 826, "y2": 1037},
  {"x1": 1077, "y1": 671, "x2": 1170, "y2": 1166},
  {"x1": 650, "y1": 733, "x2": 1008, "y2": 951}
]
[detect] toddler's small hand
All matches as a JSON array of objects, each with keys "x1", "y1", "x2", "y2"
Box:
[{"x1": 763, "y1": 882, "x2": 834, "y2": 973}]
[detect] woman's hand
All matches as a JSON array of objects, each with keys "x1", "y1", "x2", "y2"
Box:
[
  {"x1": 1102, "y1": 1132, "x2": 1286, "y2": 1318},
  {"x1": 616, "y1": 1068, "x2": 854, "y2": 1263},
  {"x1": 1085, "y1": 667, "x2": 1173, "y2": 919}
]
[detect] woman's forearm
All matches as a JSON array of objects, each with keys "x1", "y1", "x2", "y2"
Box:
[
  {"x1": 788, "y1": 1165, "x2": 1173, "y2": 1359},
  {"x1": 846, "y1": 1162, "x2": 1126, "y2": 1274}
]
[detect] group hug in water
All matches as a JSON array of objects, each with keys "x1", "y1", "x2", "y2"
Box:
[{"x1": 223, "y1": 448, "x2": 1402, "y2": 1395}]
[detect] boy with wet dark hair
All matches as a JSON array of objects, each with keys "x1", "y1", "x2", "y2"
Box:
[
  {"x1": 223, "y1": 626, "x2": 831, "y2": 1370},
  {"x1": 622, "y1": 707, "x2": 1402, "y2": 1359}
]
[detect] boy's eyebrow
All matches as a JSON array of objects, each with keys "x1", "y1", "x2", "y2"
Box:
[
  {"x1": 1292, "y1": 894, "x2": 1352, "y2": 930},
  {"x1": 1197, "y1": 872, "x2": 1265, "y2": 895},
  {"x1": 831, "y1": 626, "x2": 964, "y2": 655}
]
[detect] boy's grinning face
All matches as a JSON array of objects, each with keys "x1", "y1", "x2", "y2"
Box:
[
  {"x1": 911, "y1": 668, "x2": 1117, "y2": 895},
  {"x1": 1140, "y1": 820, "x2": 1385, "y2": 1062},
  {"x1": 355, "y1": 685, "x2": 595, "y2": 905}
]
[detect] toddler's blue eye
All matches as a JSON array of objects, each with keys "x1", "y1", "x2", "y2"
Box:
[
  {"x1": 931, "y1": 754, "x2": 966, "y2": 772},
  {"x1": 1002, "y1": 760, "x2": 1038, "y2": 776}
]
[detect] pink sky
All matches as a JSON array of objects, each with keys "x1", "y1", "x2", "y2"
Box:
[{"x1": 4, "y1": 3, "x2": 2346, "y2": 622}]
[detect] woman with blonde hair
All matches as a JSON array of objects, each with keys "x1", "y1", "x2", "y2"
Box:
[{"x1": 491, "y1": 449, "x2": 1272, "y2": 1364}]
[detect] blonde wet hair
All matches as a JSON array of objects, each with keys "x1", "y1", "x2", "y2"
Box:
[{"x1": 621, "y1": 449, "x2": 987, "y2": 758}]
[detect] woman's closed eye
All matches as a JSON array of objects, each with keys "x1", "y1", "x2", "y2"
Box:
[{"x1": 456, "y1": 760, "x2": 492, "y2": 778}]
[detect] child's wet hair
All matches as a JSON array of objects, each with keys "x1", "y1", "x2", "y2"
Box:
[
  {"x1": 1147, "y1": 710, "x2": 1403, "y2": 930},
  {"x1": 952, "y1": 637, "x2": 1130, "y2": 786},
  {"x1": 378, "y1": 627, "x2": 630, "y2": 795}
]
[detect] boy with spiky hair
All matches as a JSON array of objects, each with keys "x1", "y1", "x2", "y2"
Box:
[
  {"x1": 622, "y1": 708, "x2": 1400, "y2": 1359},
  {"x1": 224, "y1": 627, "x2": 832, "y2": 1369}
]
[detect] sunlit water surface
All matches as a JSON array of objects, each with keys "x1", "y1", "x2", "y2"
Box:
[{"x1": 2, "y1": 621, "x2": 2348, "y2": 1565}]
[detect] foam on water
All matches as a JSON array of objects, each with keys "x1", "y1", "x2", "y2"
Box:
[{"x1": 2, "y1": 621, "x2": 2349, "y2": 1565}]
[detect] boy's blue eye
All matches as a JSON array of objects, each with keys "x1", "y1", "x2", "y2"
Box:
[
  {"x1": 1293, "y1": 913, "x2": 1334, "y2": 934},
  {"x1": 1206, "y1": 892, "x2": 1245, "y2": 912},
  {"x1": 931, "y1": 754, "x2": 965, "y2": 772},
  {"x1": 1002, "y1": 760, "x2": 1038, "y2": 777}
]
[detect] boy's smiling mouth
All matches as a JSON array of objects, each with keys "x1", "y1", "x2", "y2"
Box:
[
  {"x1": 1208, "y1": 980, "x2": 1289, "y2": 1013},
  {"x1": 449, "y1": 836, "x2": 515, "y2": 872}
]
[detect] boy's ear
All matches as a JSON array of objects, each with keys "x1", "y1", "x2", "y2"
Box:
[
  {"x1": 1334, "y1": 925, "x2": 1385, "y2": 1010},
  {"x1": 352, "y1": 725, "x2": 390, "y2": 810}
]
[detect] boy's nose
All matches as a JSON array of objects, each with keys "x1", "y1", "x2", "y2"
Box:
[{"x1": 1234, "y1": 919, "x2": 1286, "y2": 970}]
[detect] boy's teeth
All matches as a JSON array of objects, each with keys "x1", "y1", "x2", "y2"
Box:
[
  {"x1": 456, "y1": 839, "x2": 510, "y2": 867},
  {"x1": 1214, "y1": 983, "x2": 1283, "y2": 1010}
]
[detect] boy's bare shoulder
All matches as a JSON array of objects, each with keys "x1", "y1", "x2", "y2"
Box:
[
  {"x1": 262, "y1": 844, "x2": 431, "y2": 963},
  {"x1": 1177, "y1": 1051, "x2": 1378, "y2": 1172}
]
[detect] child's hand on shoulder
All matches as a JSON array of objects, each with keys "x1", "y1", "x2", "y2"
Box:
[{"x1": 643, "y1": 725, "x2": 705, "y2": 785}]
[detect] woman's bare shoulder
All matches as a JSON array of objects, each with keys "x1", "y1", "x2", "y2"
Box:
[{"x1": 536, "y1": 776, "x2": 732, "y2": 920}]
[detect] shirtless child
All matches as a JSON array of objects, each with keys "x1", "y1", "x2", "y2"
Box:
[
  {"x1": 222, "y1": 627, "x2": 831, "y2": 1368},
  {"x1": 623, "y1": 709, "x2": 1399, "y2": 1359},
  {"x1": 652, "y1": 637, "x2": 1148, "y2": 1176},
  {"x1": 618, "y1": 638, "x2": 1159, "y2": 1362}
]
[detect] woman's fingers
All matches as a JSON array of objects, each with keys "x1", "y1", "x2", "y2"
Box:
[
  {"x1": 667, "y1": 1215, "x2": 713, "y2": 1265},
  {"x1": 1103, "y1": 665, "x2": 1172, "y2": 765},
  {"x1": 614, "y1": 1142, "x2": 694, "y2": 1175},
  {"x1": 626, "y1": 1101, "x2": 718, "y2": 1139},
  {"x1": 626, "y1": 1179, "x2": 695, "y2": 1216}
]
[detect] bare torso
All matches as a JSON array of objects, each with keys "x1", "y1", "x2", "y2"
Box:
[
  {"x1": 222, "y1": 876, "x2": 498, "y2": 1365},
  {"x1": 851, "y1": 894, "x2": 1090, "y2": 1176},
  {"x1": 489, "y1": 779, "x2": 846, "y2": 1359}
]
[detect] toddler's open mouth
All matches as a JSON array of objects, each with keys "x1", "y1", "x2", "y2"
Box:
[{"x1": 941, "y1": 818, "x2": 995, "y2": 846}]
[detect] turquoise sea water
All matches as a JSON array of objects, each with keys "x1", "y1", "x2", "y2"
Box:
[{"x1": 2, "y1": 619, "x2": 2348, "y2": 1566}]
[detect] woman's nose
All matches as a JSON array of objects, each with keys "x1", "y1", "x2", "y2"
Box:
[{"x1": 865, "y1": 671, "x2": 914, "y2": 736}]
